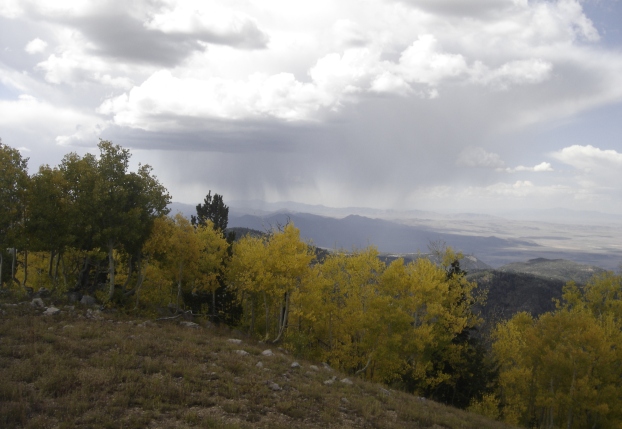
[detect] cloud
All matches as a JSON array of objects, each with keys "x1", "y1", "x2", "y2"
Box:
[
  {"x1": 143, "y1": 1, "x2": 269, "y2": 49},
  {"x1": 2, "y1": 0, "x2": 622, "y2": 216},
  {"x1": 25, "y1": 38, "x2": 47, "y2": 54},
  {"x1": 552, "y1": 144, "x2": 622, "y2": 172},
  {"x1": 456, "y1": 147, "x2": 505, "y2": 168},
  {"x1": 37, "y1": 50, "x2": 134, "y2": 88},
  {"x1": 0, "y1": 94, "x2": 104, "y2": 145},
  {"x1": 502, "y1": 162, "x2": 554, "y2": 173},
  {"x1": 469, "y1": 59, "x2": 553, "y2": 90}
]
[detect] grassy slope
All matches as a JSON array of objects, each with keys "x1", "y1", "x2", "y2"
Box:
[{"x1": 0, "y1": 299, "x2": 514, "y2": 429}]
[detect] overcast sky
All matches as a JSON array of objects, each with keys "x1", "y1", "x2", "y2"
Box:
[{"x1": 1, "y1": 0, "x2": 622, "y2": 215}]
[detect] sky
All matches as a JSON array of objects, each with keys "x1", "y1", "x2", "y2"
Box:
[{"x1": 1, "y1": 0, "x2": 622, "y2": 216}]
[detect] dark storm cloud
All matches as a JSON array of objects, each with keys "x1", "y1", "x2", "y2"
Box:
[
  {"x1": 393, "y1": 0, "x2": 510, "y2": 18},
  {"x1": 67, "y1": 15, "x2": 268, "y2": 66}
]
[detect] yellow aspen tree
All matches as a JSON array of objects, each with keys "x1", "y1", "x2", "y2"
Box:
[
  {"x1": 494, "y1": 305, "x2": 622, "y2": 428},
  {"x1": 263, "y1": 223, "x2": 314, "y2": 343},
  {"x1": 228, "y1": 234, "x2": 269, "y2": 335},
  {"x1": 194, "y1": 221, "x2": 229, "y2": 309},
  {"x1": 133, "y1": 215, "x2": 175, "y2": 309},
  {"x1": 301, "y1": 247, "x2": 384, "y2": 372},
  {"x1": 167, "y1": 213, "x2": 201, "y2": 312}
]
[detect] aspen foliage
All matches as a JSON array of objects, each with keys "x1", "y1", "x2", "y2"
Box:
[
  {"x1": 229, "y1": 223, "x2": 314, "y2": 341},
  {"x1": 228, "y1": 227, "x2": 484, "y2": 401},
  {"x1": 493, "y1": 272, "x2": 622, "y2": 428}
]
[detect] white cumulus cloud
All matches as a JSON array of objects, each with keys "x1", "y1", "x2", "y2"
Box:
[
  {"x1": 552, "y1": 145, "x2": 622, "y2": 172},
  {"x1": 502, "y1": 162, "x2": 554, "y2": 173},
  {"x1": 25, "y1": 38, "x2": 48, "y2": 54}
]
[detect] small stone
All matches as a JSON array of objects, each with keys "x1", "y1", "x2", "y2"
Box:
[
  {"x1": 43, "y1": 306, "x2": 60, "y2": 316},
  {"x1": 80, "y1": 295, "x2": 96, "y2": 306},
  {"x1": 341, "y1": 397, "x2": 350, "y2": 404},
  {"x1": 235, "y1": 350, "x2": 249, "y2": 356},
  {"x1": 309, "y1": 365, "x2": 319, "y2": 371},
  {"x1": 227, "y1": 339, "x2": 242, "y2": 344},
  {"x1": 86, "y1": 309, "x2": 103, "y2": 320},
  {"x1": 291, "y1": 362, "x2": 301, "y2": 369},
  {"x1": 266, "y1": 381, "x2": 282, "y2": 391},
  {"x1": 63, "y1": 325, "x2": 74, "y2": 330},
  {"x1": 322, "y1": 362, "x2": 332, "y2": 371},
  {"x1": 261, "y1": 349, "x2": 274, "y2": 357},
  {"x1": 179, "y1": 321, "x2": 199, "y2": 329},
  {"x1": 323, "y1": 376, "x2": 337, "y2": 385},
  {"x1": 256, "y1": 361, "x2": 264, "y2": 368},
  {"x1": 340, "y1": 378, "x2": 353, "y2": 385},
  {"x1": 31, "y1": 298, "x2": 45, "y2": 308},
  {"x1": 63, "y1": 305, "x2": 75, "y2": 311}
]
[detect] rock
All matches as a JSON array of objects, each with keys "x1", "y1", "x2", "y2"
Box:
[
  {"x1": 80, "y1": 295, "x2": 96, "y2": 306},
  {"x1": 379, "y1": 388, "x2": 391, "y2": 396},
  {"x1": 291, "y1": 362, "x2": 301, "y2": 369},
  {"x1": 235, "y1": 350, "x2": 249, "y2": 356},
  {"x1": 341, "y1": 397, "x2": 350, "y2": 404},
  {"x1": 31, "y1": 298, "x2": 45, "y2": 308},
  {"x1": 256, "y1": 361, "x2": 264, "y2": 368},
  {"x1": 261, "y1": 349, "x2": 274, "y2": 357},
  {"x1": 266, "y1": 381, "x2": 282, "y2": 391},
  {"x1": 43, "y1": 307, "x2": 60, "y2": 316},
  {"x1": 323, "y1": 376, "x2": 337, "y2": 385},
  {"x1": 63, "y1": 305, "x2": 75, "y2": 311},
  {"x1": 227, "y1": 339, "x2": 242, "y2": 344},
  {"x1": 309, "y1": 365, "x2": 319, "y2": 371},
  {"x1": 322, "y1": 362, "x2": 332, "y2": 371},
  {"x1": 340, "y1": 378, "x2": 353, "y2": 385},
  {"x1": 179, "y1": 321, "x2": 199, "y2": 329},
  {"x1": 86, "y1": 309, "x2": 103, "y2": 320},
  {"x1": 63, "y1": 325, "x2": 74, "y2": 330}
]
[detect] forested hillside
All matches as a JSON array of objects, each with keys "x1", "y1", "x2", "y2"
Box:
[{"x1": 2, "y1": 140, "x2": 622, "y2": 428}]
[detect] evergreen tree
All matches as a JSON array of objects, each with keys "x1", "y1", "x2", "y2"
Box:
[{"x1": 191, "y1": 191, "x2": 229, "y2": 231}]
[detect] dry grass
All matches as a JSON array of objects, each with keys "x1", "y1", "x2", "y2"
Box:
[{"x1": 0, "y1": 296, "x2": 516, "y2": 429}]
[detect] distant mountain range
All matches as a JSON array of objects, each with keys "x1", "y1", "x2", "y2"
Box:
[{"x1": 168, "y1": 201, "x2": 621, "y2": 270}]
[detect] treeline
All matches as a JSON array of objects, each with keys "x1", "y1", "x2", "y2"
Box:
[{"x1": 2, "y1": 140, "x2": 622, "y2": 428}]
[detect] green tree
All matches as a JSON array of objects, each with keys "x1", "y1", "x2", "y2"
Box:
[
  {"x1": 26, "y1": 165, "x2": 71, "y2": 289},
  {"x1": 0, "y1": 140, "x2": 29, "y2": 289},
  {"x1": 191, "y1": 191, "x2": 229, "y2": 232},
  {"x1": 92, "y1": 141, "x2": 170, "y2": 301}
]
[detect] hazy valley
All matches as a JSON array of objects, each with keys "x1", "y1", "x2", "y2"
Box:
[{"x1": 171, "y1": 201, "x2": 622, "y2": 270}]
